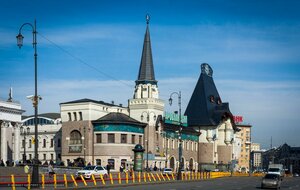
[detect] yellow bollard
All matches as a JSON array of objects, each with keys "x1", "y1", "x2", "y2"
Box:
[
  {"x1": 71, "y1": 175, "x2": 78, "y2": 187},
  {"x1": 171, "y1": 173, "x2": 175, "y2": 180},
  {"x1": 11, "y1": 175, "x2": 16, "y2": 190},
  {"x1": 188, "y1": 172, "x2": 191, "y2": 180},
  {"x1": 54, "y1": 173, "x2": 57, "y2": 188},
  {"x1": 118, "y1": 173, "x2": 121, "y2": 184},
  {"x1": 156, "y1": 173, "x2": 161, "y2": 181},
  {"x1": 41, "y1": 174, "x2": 45, "y2": 189},
  {"x1": 181, "y1": 172, "x2": 184, "y2": 181},
  {"x1": 132, "y1": 172, "x2": 135, "y2": 183},
  {"x1": 166, "y1": 173, "x2": 170, "y2": 181},
  {"x1": 143, "y1": 172, "x2": 146, "y2": 182},
  {"x1": 126, "y1": 172, "x2": 129, "y2": 184},
  {"x1": 27, "y1": 174, "x2": 31, "y2": 190},
  {"x1": 92, "y1": 174, "x2": 97, "y2": 186},
  {"x1": 147, "y1": 173, "x2": 151, "y2": 182},
  {"x1": 109, "y1": 173, "x2": 114, "y2": 185},
  {"x1": 161, "y1": 173, "x2": 166, "y2": 181},
  {"x1": 80, "y1": 175, "x2": 87, "y2": 186},
  {"x1": 138, "y1": 172, "x2": 141, "y2": 183},
  {"x1": 151, "y1": 173, "x2": 156, "y2": 181},
  {"x1": 63, "y1": 174, "x2": 68, "y2": 188},
  {"x1": 100, "y1": 174, "x2": 106, "y2": 185}
]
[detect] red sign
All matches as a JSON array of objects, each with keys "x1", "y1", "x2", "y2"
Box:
[{"x1": 233, "y1": 116, "x2": 243, "y2": 124}]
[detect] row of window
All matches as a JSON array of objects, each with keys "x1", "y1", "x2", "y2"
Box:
[
  {"x1": 95, "y1": 158, "x2": 127, "y2": 170},
  {"x1": 22, "y1": 138, "x2": 61, "y2": 148},
  {"x1": 96, "y1": 133, "x2": 143, "y2": 144},
  {"x1": 163, "y1": 138, "x2": 198, "y2": 151},
  {"x1": 24, "y1": 153, "x2": 60, "y2": 161},
  {"x1": 68, "y1": 112, "x2": 83, "y2": 121},
  {"x1": 23, "y1": 118, "x2": 55, "y2": 126}
]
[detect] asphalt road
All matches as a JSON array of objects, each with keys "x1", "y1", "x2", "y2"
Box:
[{"x1": 97, "y1": 177, "x2": 300, "y2": 190}]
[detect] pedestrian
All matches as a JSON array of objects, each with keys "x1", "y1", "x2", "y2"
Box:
[
  {"x1": 48, "y1": 164, "x2": 55, "y2": 178},
  {"x1": 106, "y1": 163, "x2": 111, "y2": 175},
  {"x1": 120, "y1": 164, "x2": 124, "y2": 173},
  {"x1": 24, "y1": 163, "x2": 30, "y2": 174}
]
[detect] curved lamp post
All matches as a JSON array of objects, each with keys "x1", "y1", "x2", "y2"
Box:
[
  {"x1": 169, "y1": 91, "x2": 182, "y2": 180},
  {"x1": 16, "y1": 20, "x2": 40, "y2": 186},
  {"x1": 140, "y1": 111, "x2": 156, "y2": 171}
]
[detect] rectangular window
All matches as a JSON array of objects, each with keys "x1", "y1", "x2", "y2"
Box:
[
  {"x1": 50, "y1": 139, "x2": 54, "y2": 147},
  {"x1": 22, "y1": 139, "x2": 25, "y2": 148},
  {"x1": 108, "y1": 159, "x2": 115, "y2": 170},
  {"x1": 43, "y1": 154, "x2": 46, "y2": 160},
  {"x1": 68, "y1": 112, "x2": 71, "y2": 121},
  {"x1": 108, "y1": 134, "x2": 115, "y2": 143},
  {"x1": 96, "y1": 159, "x2": 101, "y2": 165},
  {"x1": 139, "y1": 135, "x2": 142, "y2": 144},
  {"x1": 121, "y1": 134, "x2": 127, "y2": 143},
  {"x1": 73, "y1": 112, "x2": 77, "y2": 121},
  {"x1": 96, "y1": 134, "x2": 102, "y2": 143},
  {"x1": 43, "y1": 139, "x2": 46, "y2": 148},
  {"x1": 51, "y1": 154, "x2": 54, "y2": 160},
  {"x1": 29, "y1": 139, "x2": 32, "y2": 148},
  {"x1": 57, "y1": 139, "x2": 61, "y2": 148},
  {"x1": 79, "y1": 112, "x2": 83, "y2": 120},
  {"x1": 29, "y1": 154, "x2": 32, "y2": 160},
  {"x1": 132, "y1": 135, "x2": 135, "y2": 144}
]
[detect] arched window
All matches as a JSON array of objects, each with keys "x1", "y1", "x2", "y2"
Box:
[{"x1": 69, "y1": 130, "x2": 82, "y2": 153}]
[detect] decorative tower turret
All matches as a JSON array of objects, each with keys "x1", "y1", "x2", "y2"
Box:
[{"x1": 129, "y1": 15, "x2": 164, "y2": 161}]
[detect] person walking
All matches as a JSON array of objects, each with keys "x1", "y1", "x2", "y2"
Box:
[
  {"x1": 106, "y1": 163, "x2": 111, "y2": 175},
  {"x1": 24, "y1": 163, "x2": 30, "y2": 174},
  {"x1": 48, "y1": 164, "x2": 55, "y2": 178}
]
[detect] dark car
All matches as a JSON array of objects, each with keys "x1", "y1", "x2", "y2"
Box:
[{"x1": 261, "y1": 173, "x2": 281, "y2": 189}]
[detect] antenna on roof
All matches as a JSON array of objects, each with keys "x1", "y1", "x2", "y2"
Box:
[{"x1": 7, "y1": 87, "x2": 13, "y2": 102}]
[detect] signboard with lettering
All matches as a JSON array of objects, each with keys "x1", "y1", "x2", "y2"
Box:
[
  {"x1": 233, "y1": 116, "x2": 243, "y2": 124},
  {"x1": 164, "y1": 112, "x2": 188, "y2": 127}
]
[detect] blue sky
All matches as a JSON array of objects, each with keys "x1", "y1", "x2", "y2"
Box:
[{"x1": 1, "y1": 0, "x2": 300, "y2": 149}]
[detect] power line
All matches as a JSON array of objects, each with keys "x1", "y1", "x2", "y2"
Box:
[{"x1": 38, "y1": 33, "x2": 133, "y2": 88}]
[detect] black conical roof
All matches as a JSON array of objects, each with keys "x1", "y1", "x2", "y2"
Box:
[
  {"x1": 135, "y1": 19, "x2": 157, "y2": 85},
  {"x1": 185, "y1": 64, "x2": 237, "y2": 129}
]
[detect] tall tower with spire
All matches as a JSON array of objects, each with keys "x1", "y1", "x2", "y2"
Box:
[{"x1": 129, "y1": 15, "x2": 164, "y2": 156}]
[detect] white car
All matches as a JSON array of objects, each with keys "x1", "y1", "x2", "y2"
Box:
[
  {"x1": 76, "y1": 165, "x2": 108, "y2": 179},
  {"x1": 162, "y1": 168, "x2": 173, "y2": 175}
]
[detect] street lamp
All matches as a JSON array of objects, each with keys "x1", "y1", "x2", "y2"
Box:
[
  {"x1": 20, "y1": 125, "x2": 30, "y2": 163},
  {"x1": 140, "y1": 111, "x2": 156, "y2": 171},
  {"x1": 17, "y1": 19, "x2": 40, "y2": 186},
  {"x1": 169, "y1": 91, "x2": 182, "y2": 180}
]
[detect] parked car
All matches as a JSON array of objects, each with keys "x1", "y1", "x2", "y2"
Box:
[
  {"x1": 76, "y1": 165, "x2": 108, "y2": 179},
  {"x1": 261, "y1": 173, "x2": 281, "y2": 189},
  {"x1": 162, "y1": 168, "x2": 173, "y2": 175}
]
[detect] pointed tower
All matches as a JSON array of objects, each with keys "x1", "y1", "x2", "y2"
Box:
[{"x1": 129, "y1": 15, "x2": 164, "y2": 157}]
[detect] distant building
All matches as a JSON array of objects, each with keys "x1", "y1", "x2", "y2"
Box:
[
  {"x1": 0, "y1": 89, "x2": 24, "y2": 164},
  {"x1": 250, "y1": 143, "x2": 263, "y2": 171},
  {"x1": 262, "y1": 143, "x2": 300, "y2": 174},
  {"x1": 21, "y1": 113, "x2": 62, "y2": 164},
  {"x1": 236, "y1": 124, "x2": 252, "y2": 172}
]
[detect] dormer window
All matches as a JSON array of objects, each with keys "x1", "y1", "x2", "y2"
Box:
[
  {"x1": 217, "y1": 97, "x2": 222, "y2": 105},
  {"x1": 209, "y1": 95, "x2": 215, "y2": 103}
]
